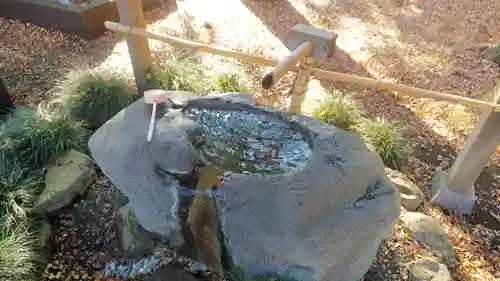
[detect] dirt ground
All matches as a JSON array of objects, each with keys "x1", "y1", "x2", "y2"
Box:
[{"x1": 1, "y1": 0, "x2": 499, "y2": 280}]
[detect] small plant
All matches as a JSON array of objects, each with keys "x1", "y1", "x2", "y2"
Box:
[
  {"x1": 492, "y1": 45, "x2": 500, "y2": 65},
  {"x1": 13, "y1": 110, "x2": 87, "y2": 171},
  {"x1": 445, "y1": 105, "x2": 474, "y2": 133},
  {"x1": 207, "y1": 73, "x2": 249, "y2": 93},
  {"x1": 312, "y1": 92, "x2": 361, "y2": 130},
  {"x1": 203, "y1": 21, "x2": 214, "y2": 30},
  {"x1": 55, "y1": 69, "x2": 137, "y2": 128},
  {"x1": 361, "y1": 118, "x2": 412, "y2": 169},
  {"x1": 150, "y1": 55, "x2": 204, "y2": 92},
  {"x1": 0, "y1": 223, "x2": 45, "y2": 281},
  {"x1": 0, "y1": 153, "x2": 40, "y2": 229}
]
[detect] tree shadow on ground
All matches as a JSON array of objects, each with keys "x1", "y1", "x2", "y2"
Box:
[
  {"x1": 0, "y1": 0, "x2": 178, "y2": 106},
  {"x1": 302, "y1": 0, "x2": 500, "y2": 100},
  {"x1": 241, "y1": 0, "x2": 499, "y2": 278}
]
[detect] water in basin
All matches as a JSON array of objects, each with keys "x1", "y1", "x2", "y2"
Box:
[{"x1": 183, "y1": 107, "x2": 311, "y2": 174}]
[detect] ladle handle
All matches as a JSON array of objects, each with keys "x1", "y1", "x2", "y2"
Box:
[{"x1": 147, "y1": 101, "x2": 157, "y2": 142}]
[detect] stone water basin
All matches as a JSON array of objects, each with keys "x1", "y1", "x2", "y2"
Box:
[{"x1": 89, "y1": 91, "x2": 401, "y2": 281}]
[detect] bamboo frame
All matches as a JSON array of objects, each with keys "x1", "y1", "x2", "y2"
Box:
[
  {"x1": 261, "y1": 41, "x2": 314, "y2": 89},
  {"x1": 105, "y1": 21, "x2": 500, "y2": 112}
]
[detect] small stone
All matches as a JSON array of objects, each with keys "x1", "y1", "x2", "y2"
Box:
[
  {"x1": 409, "y1": 257, "x2": 451, "y2": 281},
  {"x1": 92, "y1": 261, "x2": 104, "y2": 270},
  {"x1": 386, "y1": 168, "x2": 425, "y2": 211},
  {"x1": 38, "y1": 219, "x2": 52, "y2": 250},
  {"x1": 117, "y1": 204, "x2": 157, "y2": 256},
  {"x1": 145, "y1": 264, "x2": 199, "y2": 281},
  {"x1": 37, "y1": 150, "x2": 97, "y2": 213},
  {"x1": 91, "y1": 253, "x2": 105, "y2": 270},
  {"x1": 102, "y1": 206, "x2": 110, "y2": 213},
  {"x1": 401, "y1": 212, "x2": 456, "y2": 265}
]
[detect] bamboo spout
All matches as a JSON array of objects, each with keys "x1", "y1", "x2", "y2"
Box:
[{"x1": 261, "y1": 41, "x2": 314, "y2": 89}]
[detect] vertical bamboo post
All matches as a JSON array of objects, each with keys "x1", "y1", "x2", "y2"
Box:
[
  {"x1": 288, "y1": 57, "x2": 317, "y2": 114},
  {"x1": 116, "y1": 0, "x2": 153, "y2": 94}
]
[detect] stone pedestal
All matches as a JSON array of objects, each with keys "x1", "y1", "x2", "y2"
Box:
[{"x1": 431, "y1": 86, "x2": 500, "y2": 214}]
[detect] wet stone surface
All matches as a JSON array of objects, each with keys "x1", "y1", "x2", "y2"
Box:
[{"x1": 183, "y1": 107, "x2": 311, "y2": 174}]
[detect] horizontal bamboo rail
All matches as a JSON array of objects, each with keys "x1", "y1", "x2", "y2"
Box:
[{"x1": 105, "y1": 21, "x2": 500, "y2": 112}]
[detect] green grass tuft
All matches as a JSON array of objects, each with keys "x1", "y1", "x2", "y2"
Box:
[
  {"x1": 13, "y1": 110, "x2": 87, "y2": 171},
  {"x1": 150, "y1": 55, "x2": 205, "y2": 92},
  {"x1": 0, "y1": 223, "x2": 45, "y2": 281},
  {"x1": 207, "y1": 73, "x2": 249, "y2": 93},
  {"x1": 313, "y1": 92, "x2": 361, "y2": 130},
  {"x1": 0, "y1": 153, "x2": 40, "y2": 229},
  {"x1": 55, "y1": 69, "x2": 138, "y2": 128},
  {"x1": 361, "y1": 118, "x2": 412, "y2": 169}
]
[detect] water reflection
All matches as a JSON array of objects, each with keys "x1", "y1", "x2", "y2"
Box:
[
  {"x1": 183, "y1": 108, "x2": 311, "y2": 174},
  {"x1": 175, "y1": 186, "x2": 226, "y2": 200}
]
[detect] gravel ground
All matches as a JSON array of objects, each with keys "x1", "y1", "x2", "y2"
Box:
[
  {"x1": 1, "y1": 0, "x2": 500, "y2": 280},
  {"x1": 42, "y1": 174, "x2": 127, "y2": 281}
]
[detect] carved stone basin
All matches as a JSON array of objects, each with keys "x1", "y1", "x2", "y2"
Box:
[{"x1": 89, "y1": 92, "x2": 401, "y2": 281}]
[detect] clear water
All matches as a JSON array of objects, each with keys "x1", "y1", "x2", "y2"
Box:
[{"x1": 183, "y1": 108, "x2": 311, "y2": 174}]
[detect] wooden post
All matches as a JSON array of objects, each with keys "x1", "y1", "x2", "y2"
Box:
[
  {"x1": 0, "y1": 76, "x2": 14, "y2": 119},
  {"x1": 116, "y1": 0, "x2": 153, "y2": 94},
  {"x1": 431, "y1": 83, "x2": 500, "y2": 214},
  {"x1": 288, "y1": 57, "x2": 316, "y2": 114}
]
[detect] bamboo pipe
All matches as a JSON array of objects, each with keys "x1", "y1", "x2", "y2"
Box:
[
  {"x1": 105, "y1": 21, "x2": 278, "y2": 67},
  {"x1": 312, "y1": 69, "x2": 500, "y2": 112},
  {"x1": 105, "y1": 21, "x2": 500, "y2": 112},
  {"x1": 261, "y1": 41, "x2": 314, "y2": 89}
]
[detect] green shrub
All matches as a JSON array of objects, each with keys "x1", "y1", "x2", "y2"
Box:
[
  {"x1": 313, "y1": 92, "x2": 361, "y2": 130},
  {"x1": 0, "y1": 108, "x2": 36, "y2": 136},
  {"x1": 207, "y1": 73, "x2": 248, "y2": 93},
  {"x1": 150, "y1": 55, "x2": 204, "y2": 92},
  {"x1": 0, "y1": 108, "x2": 37, "y2": 154},
  {"x1": 0, "y1": 223, "x2": 45, "y2": 281},
  {"x1": 55, "y1": 69, "x2": 138, "y2": 128},
  {"x1": 492, "y1": 45, "x2": 500, "y2": 65},
  {"x1": 361, "y1": 118, "x2": 412, "y2": 169},
  {"x1": 0, "y1": 153, "x2": 40, "y2": 229},
  {"x1": 13, "y1": 110, "x2": 87, "y2": 171}
]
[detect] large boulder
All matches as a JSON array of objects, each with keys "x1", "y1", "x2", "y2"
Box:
[
  {"x1": 88, "y1": 91, "x2": 200, "y2": 248},
  {"x1": 213, "y1": 111, "x2": 401, "y2": 281},
  {"x1": 89, "y1": 91, "x2": 401, "y2": 281}
]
